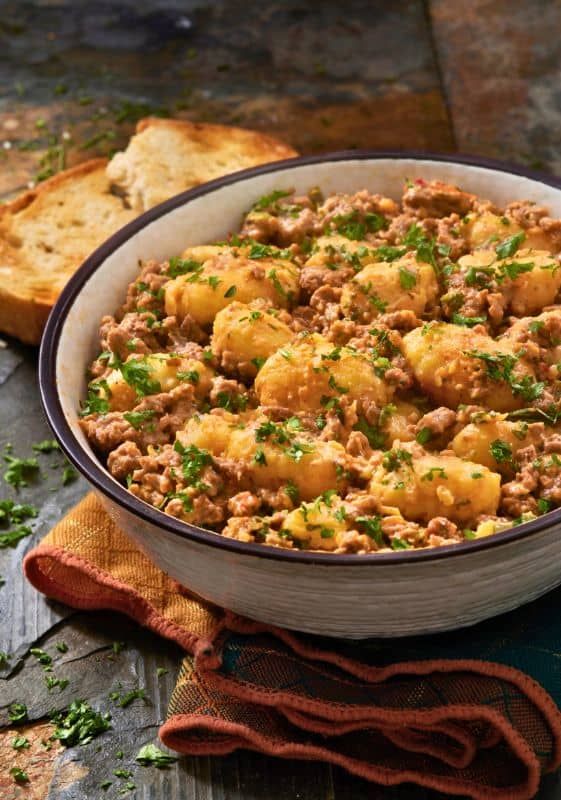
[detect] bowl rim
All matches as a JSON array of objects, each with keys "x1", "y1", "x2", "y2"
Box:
[{"x1": 39, "y1": 148, "x2": 561, "y2": 566}]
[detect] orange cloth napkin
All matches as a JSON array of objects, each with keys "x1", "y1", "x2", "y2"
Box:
[{"x1": 24, "y1": 493, "x2": 561, "y2": 800}]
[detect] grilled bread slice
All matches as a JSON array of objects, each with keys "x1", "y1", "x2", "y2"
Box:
[
  {"x1": 106, "y1": 117, "x2": 297, "y2": 211},
  {"x1": 0, "y1": 119, "x2": 297, "y2": 344}
]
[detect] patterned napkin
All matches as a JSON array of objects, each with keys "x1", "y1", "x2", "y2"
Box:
[{"x1": 24, "y1": 493, "x2": 561, "y2": 800}]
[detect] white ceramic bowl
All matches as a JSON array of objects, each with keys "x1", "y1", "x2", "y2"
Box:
[{"x1": 40, "y1": 152, "x2": 561, "y2": 638}]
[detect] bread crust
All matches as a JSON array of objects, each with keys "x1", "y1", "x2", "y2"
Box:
[{"x1": 0, "y1": 122, "x2": 298, "y2": 345}]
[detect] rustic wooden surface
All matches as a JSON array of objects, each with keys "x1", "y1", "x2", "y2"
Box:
[{"x1": 1, "y1": 1, "x2": 560, "y2": 797}]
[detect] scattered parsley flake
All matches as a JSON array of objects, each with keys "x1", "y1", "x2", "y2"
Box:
[
  {"x1": 8, "y1": 702, "x2": 28, "y2": 723},
  {"x1": 496, "y1": 231, "x2": 525, "y2": 259},
  {"x1": 51, "y1": 700, "x2": 111, "y2": 746},
  {"x1": 62, "y1": 465, "x2": 78, "y2": 486},
  {"x1": 10, "y1": 767, "x2": 29, "y2": 784},
  {"x1": 3, "y1": 455, "x2": 39, "y2": 489},
  {"x1": 416, "y1": 427, "x2": 433, "y2": 445},
  {"x1": 490, "y1": 439, "x2": 513, "y2": 464},
  {"x1": 12, "y1": 735, "x2": 30, "y2": 750},
  {"x1": 136, "y1": 743, "x2": 178, "y2": 768},
  {"x1": 123, "y1": 410, "x2": 156, "y2": 430},
  {"x1": 398, "y1": 264, "x2": 417, "y2": 290},
  {"x1": 32, "y1": 439, "x2": 60, "y2": 453}
]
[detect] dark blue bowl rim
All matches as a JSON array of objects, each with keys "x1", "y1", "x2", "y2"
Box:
[{"x1": 39, "y1": 149, "x2": 561, "y2": 566}]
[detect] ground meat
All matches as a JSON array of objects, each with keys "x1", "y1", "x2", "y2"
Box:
[
  {"x1": 241, "y1": 206, "x2": 319, "y2": 246},
  {"x1": 100, "y1": 312, "x2": 164, "y2": 360},
  {"x1": 425, "y1": 517, "x2": 459, "y2": 541},
  {"x1": 227, "y1": 492, "x2": 262, "y2": 517},
  {"x1": 80, "y1": 413, "x2": 138, "y2": 453},
  {"x1": 436, "y1": 214, "x2": 470, "y2": 261},
  {"x1": 346, "y1": 431, "x2": 371, "y2": 458},
  {"x1": 416, "y1": 407, "x2": 457, "y2": 439},
  {"x1": 317, "y1": 190, "x2": 399, "y2": 232},
  {"x1": 377, "y1": 309, "x2": 421, "y2": 331},
  {"x1": 209, "y1": 376, "x2": 248, "y2": 408},
  {"x1": 505, "y1": 201, "x2": 550, "y2": 228},
  {"x1": 299, "y1": 265, "x2": 354, "y2": 299},
  {"x1": 107, "y1": 441, "x2": 142, "y2": 481},
  {"x1": 120, "y1": 259, "x2": 168, "y2": 316},
  {"x1": 402, "y1": 179, "x2": 478, "y2": 220}
]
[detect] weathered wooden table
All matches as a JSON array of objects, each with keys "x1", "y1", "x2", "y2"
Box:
[{"x1": 1, "y1": 2, "x2": 560, "y2": 797}]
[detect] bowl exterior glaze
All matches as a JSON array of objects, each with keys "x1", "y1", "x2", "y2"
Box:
[{"x1": 41, "y1": 153, "x2": 561, "y2": 638}]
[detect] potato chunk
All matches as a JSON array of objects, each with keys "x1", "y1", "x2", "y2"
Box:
[
  {"x1": 340, "y1": 252, "x2": 438, "y2": 322},
  {"x1": 225, "y1": 421, "x2": 348, "y2": 501},
  {"x1": 255, "y1": 332, "x2": 392, "y2": 412},
  {"x1": 281, "y1": 500, "x2": 349, "y2": 551},
  {"x1": 303, "y1": 234, "x2": 378, "y2": 270},
  {"x1": 177, "y1": 411, "x2": 240, "y2": 457},
  {"x1": 102, "y1": 354, "x2": 213, "y2": 411},
  {"x1": 458, "y1": 248, "x2": 561, "y2": 316},
  {"x1": 402, "y1": 322, "x2": 537, "y2": 412},
  {"x1": 369, "y1": 448, "x2": 501, "y2": 524},
  {"x1": 165, "y1": 250, "x2": 299, "y2": 327},
  {"x1": 211, "y1": 301, "x2": 293, "y2": 377},
  {"x1": 451, "y1": 415, "x2": 541, "y2": 475},
  {"x1": 466, "y1": 211, "x2": 553, "y2": 252}
]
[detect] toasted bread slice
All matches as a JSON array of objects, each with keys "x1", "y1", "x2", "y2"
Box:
[
  {"x1": 106, "y1": 117, "x2": 298, "y2": 212},
  {"x1": 0, "y1": 120, "x2": 297, "y2": 345},
  {"x1": 0, "y1": 159, "x2": 136, "y2": 344}
]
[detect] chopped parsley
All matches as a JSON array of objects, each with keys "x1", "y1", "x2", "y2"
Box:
[
  {"x1": 136, "y1": 743, "x2": 178, "y2": 768},
  {"x1": 391, "y1": 537, "x2": 412, "y2": 550},
  {"x1": 416, "y1": 427, "x2": 433, "y2": 445},
  {"x1": 32, "y1": 439, "x2": 60, "y2": 453},
  {"x1": 254, "y1": 447, "x2": 267, "y2": 466},
  {"x1": 173, "y1": 442, "x2": 212, "y2": 490},
  {"x1": 167, "y1": 257, "x2": 202, "y2": 278},
  {"x1": 62, "y1": 466, "x2": 78, "y2": 486},
  {"x1": 421, "y1": 467, "x2": 448, "y2": 481},
  {"x1": 529, "y1": 320, "x2": 545, "y2": 334},
  {"x1": 495, "y1": 231, "x2": 525, "y2": 259},
  {"x1": 354, "y1": 417, "x2": 386, "y2": 449},
  {"x1": 80, "y1": 380, "x2": 111, "y2": 416},
  {"x1": 0, "y1": 500, "x2": 38, "y2": 525},
  {"x1": 110, "y1": 687, "x2": 146, "y2": 708},
  {"x1": 451, "y1": 313, "x2": 487, "y2": 327},
  {"x1": 0, "y1": 526, "x2": 33, "y2": 548},
  {"x1": 12, "y1": 735, "x2": 30, "y2": 750},
  {"x1": 402, "y1": 223, "x2": 436, "y2": 268},
  {"x1": 3, "y1": 455, "x2": 39, "y2": 489},
  {"x1": 375, "y1": 245, "x2": 406, "y2": 262},
  {"x1": 537, "y1": 498, "x2": 551, "y2": 514},
  {"x1": 30, "y1": 647, "x2": 52, "y2": 668},
  {"x1": 382, "y1": 449, "x2": 413, "y2": 471},
  {"x1": 224, "y1": 284, "x2": 237, "y2": 298},
  {"x1": 465, "y1": 349, "x2": 545, "y2": 402},
  {"x1": 398, "y1": 264, "x2": 417, "y2": 290},
  {"x1": 251, "y1": 189, "x2": 292, "y2": 211},
  {"x1": 285, "y1": 442, "x2": 314, "y2": 462},
  {"x1": 8, "y1": 702, "x2": 28, "y2": 723},
  {"x1": 356, "y1": 515, "x2": 383, "y2": 546},
  {"x1": 489, "y1": 439, "x2": 513, "y2": 464},
  {"x1": 123, "y1": 409, "x2": 156, "y2": 430},
  {"x1": 499, "y1": 261, "x2": 534, "y2": 281},
  {"x1": 51, "y1": 700, "x2": 111, "y2": 746},
  {"x1": 156, "y1": 667, "x2": 169, "y2": 678},
  {"x1": 10, "y1": 767, "x2": 29, "y2": 784},
  {"x1": 120, "y1": 359, "x2": 161, "y2": 397}
]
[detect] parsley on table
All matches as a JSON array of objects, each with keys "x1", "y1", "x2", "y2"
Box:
[
  {"x1": 496, "y1": 231, "x2": 525, "y2": 259},
  {"x1": 0, "y1": 500, "x2": 37, "y2": 524},
  {"x1": 156, "y1": 667, "x2": 168, "y2": 678},
  {"x1": 112, "y1": 641, "x2": 125, "y2": 654},
  {"x1": 51, "y1": 700, "x2": 111, "y2": 746},
  {"x1": 0, "y1": 651, "x2": 10, "y2": 668},
  {"x1": 30, "y1": 647, "x2": 52, "y2": 668},
  {"x1": 3, "y1": 455, "x2": 39, "y2": 489},
  {"x1": 136, "y1": 743, "x2": 178, "y2": 768},
  {"x1": 32, "y1": 439, "x2": 60, "y2": 453},
  {"x1": 10, "y1": 767, "x2": 29, "y2": 784},
  {"x1": 0, "y1": 526, "x2": 33, "y2": 548},
  {"x1": 62, "y1": 465, "x2": 78, "y2": 486},
  {"x1": 100, "y1": 780, "x2": 113, "y2": 791},
  {"x1": 12, "y1": 735, "x2": 30, "y2": 750},
  {"x1": 8, "y1": 702, "x2": 28, "y2": 723},
  {"x1": 490, "y1": 439, "x2": 513, "y2": 464},
  {"x1": 45, "y1": 675, "x2": 69, "y2": 692}
]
